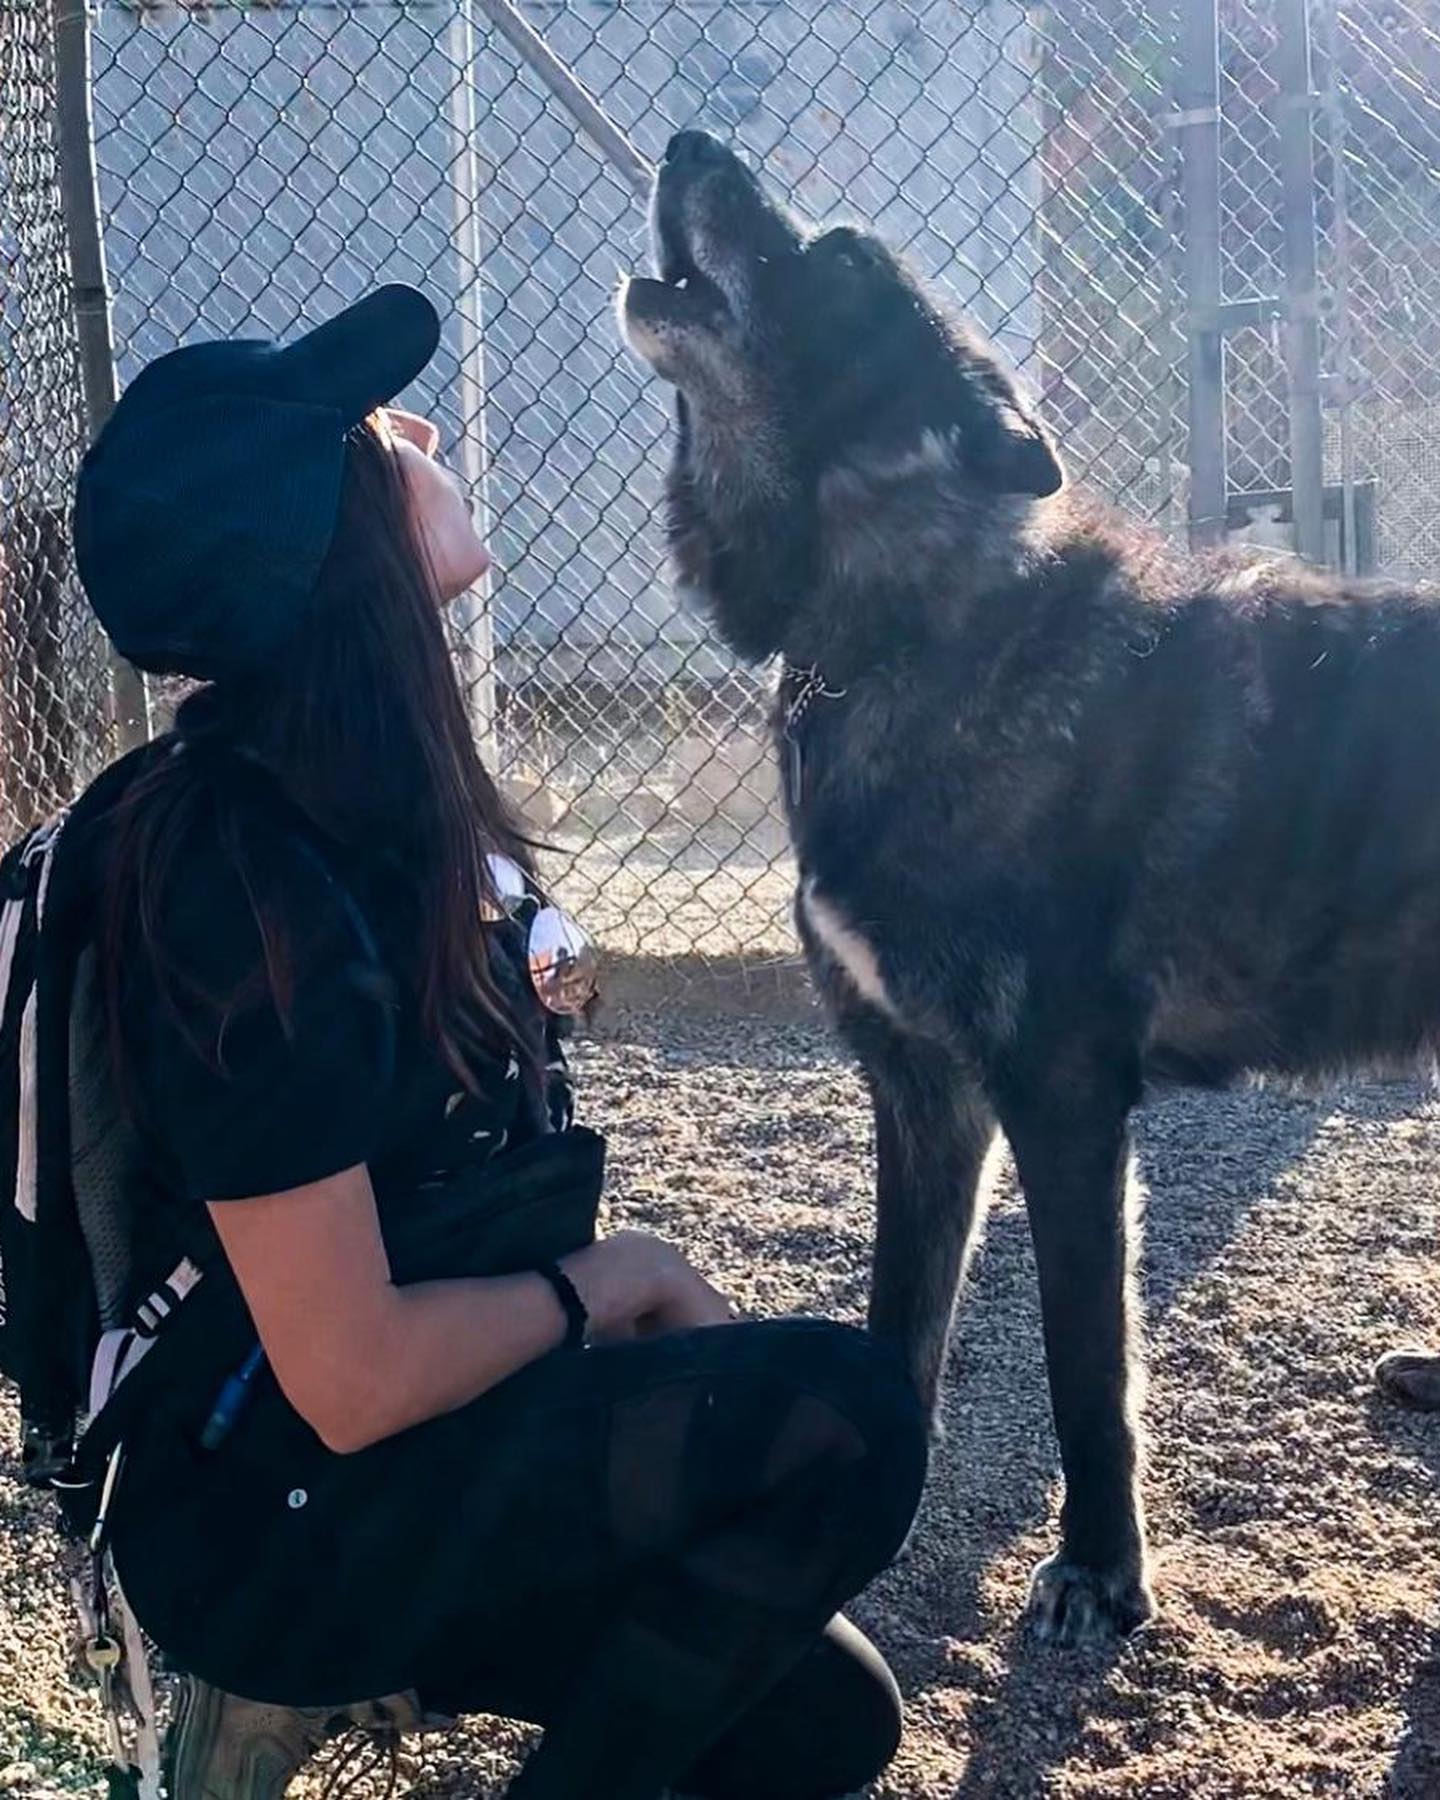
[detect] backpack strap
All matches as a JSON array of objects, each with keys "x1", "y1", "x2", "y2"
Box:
[
  {"x1": 0, "y1": 847, "x2": 31, "y2": 1033},
  {"x1": 81, "y1": 1255, "x2": 208, "y2": 1435},
  {"x1": 13, "y1": 816, "x2": 66, "y2": 1224}
]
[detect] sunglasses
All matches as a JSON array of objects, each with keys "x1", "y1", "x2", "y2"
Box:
[{"x1": 483, "y1": 854, "x2": 598, "y2": 1016}]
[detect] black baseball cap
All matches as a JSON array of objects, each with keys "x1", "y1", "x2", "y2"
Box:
[{"x1": 73, "y1": 284, "x2": 441, "y2": 682}]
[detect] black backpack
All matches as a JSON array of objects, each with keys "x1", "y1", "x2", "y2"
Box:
[
  {"x1": 0, "y1": 808, "x2": 73, "y2": 1471},
  {"x1": 0, "y1": 742, "x2": 190, "y2": 1486}
]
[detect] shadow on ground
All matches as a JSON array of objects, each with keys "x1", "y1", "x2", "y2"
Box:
[
  {"x1": 466, "y1": 1002, "x2": 1440, "y2": 1799},
  {"x1": 895, "y1": 1081, "x2": 1337, "y2": 1650},
  {"x1": 858, "y1": 1077, "x2": 1429, "y2": 1798}
]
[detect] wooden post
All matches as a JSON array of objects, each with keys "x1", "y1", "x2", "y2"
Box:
[{"x1": 52, "y1": 0, "x2": 150, "y2": 749}]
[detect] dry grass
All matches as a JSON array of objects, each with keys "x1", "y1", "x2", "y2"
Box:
[{"x1": 3, "y1": 1001, "x2": 1438, "y2": 1797}]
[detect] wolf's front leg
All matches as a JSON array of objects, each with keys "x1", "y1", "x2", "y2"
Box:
[
  {"x1": 859, "y1": 1033, "x2": 997, "y2": 1419},
  {"x1": 995, "y1": 1032, "x2": 1155, "y2": 1643}
]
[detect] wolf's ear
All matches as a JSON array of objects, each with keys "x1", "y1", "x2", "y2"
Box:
[{"x1": 971, "y1": 398, "x2": 1064, "y2": 498}]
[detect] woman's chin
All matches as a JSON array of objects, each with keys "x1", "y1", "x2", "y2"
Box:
[{"x1": 441, "y1": 550, "x2": 492, "y2": 604}]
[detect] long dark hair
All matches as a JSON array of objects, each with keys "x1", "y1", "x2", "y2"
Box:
[{"x1": 102, "y1": 417, "x2": 531, "y2": 1085}]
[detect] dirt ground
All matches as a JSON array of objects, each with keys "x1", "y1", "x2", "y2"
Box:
[{"x1": 2, "y1": 997, "x2": 1437, "y2": 1798}]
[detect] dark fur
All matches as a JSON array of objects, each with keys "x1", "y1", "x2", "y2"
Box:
[{"x1": 621, "y1": 131, "x2": 1440, "y2": 1642}]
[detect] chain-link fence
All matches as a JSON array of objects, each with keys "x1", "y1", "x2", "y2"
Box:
[
  {"x1": 6, "y1": 0, "x2": 1440, "y2": 962},
  {"x1": 1213, "y1": 0, "x2": 1440, "y2": 576},
  {"x1": 0, "y1": 0, "x2": 113, "y2": 842},
  {"x1": 1318, "y1": 0, "x2": 1440, "y2": 579},
  {"x1": 87, "y1": 0, "x2": 1056, "y2": 961}
]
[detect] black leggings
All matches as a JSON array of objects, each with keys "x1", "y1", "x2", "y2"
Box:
[{"x1": 109, "y1": 1318, "x2": 929, "y2": 1800}]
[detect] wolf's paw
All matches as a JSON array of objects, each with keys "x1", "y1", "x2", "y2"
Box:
[{"x1": 1025, "y1": 1552, "x2": 1155, "y2": 1645}]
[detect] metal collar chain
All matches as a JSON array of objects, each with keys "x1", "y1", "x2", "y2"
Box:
[{"x1": 780, "y1": 665, "x2": 846, "y2": 808}]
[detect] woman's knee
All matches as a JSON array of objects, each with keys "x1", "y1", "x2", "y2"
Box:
[
  {"x1": 604, "y1": 1319, "x2": 928, "y2": 1584},
  {"x1": 744, "y1": 1320, "x2": 930, "y2": 1576},
  {"x1": 796, "y1": 1322, "x2": 927, "y2": 1484}
]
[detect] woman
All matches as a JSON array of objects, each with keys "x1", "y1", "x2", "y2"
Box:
[{"x1": 71, "y1": 285, "x2": 928, "y2": 1799}]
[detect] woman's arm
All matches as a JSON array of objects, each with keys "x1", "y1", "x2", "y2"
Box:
[{"x1": 208, "y1": 1167, "x2": 731, "y2": 1453}]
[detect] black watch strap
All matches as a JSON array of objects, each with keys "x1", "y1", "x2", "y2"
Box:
[{"x1": 536, "y1": 1261, "x2": 589, "y2": 1351}]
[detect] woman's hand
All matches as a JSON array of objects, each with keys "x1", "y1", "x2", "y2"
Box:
[{"x1": 561, "y1": 1230, "x2": 735, "y2": 1342}]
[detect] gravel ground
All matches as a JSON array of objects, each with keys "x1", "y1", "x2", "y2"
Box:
[{"x1": 2, "y1": 1000, "x2": 1437, "y2": 1798}]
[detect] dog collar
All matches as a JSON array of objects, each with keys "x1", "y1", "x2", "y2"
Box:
[{"x1": 780, "y1": 664, "x2": 846, "y2": 808}]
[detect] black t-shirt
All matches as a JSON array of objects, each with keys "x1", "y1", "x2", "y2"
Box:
[{"x1": 112, "y1": 760, "x2": 567, "y2": 1291}]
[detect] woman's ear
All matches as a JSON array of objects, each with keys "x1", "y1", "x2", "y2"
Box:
[{"x1": 381, "y1": 408, "x2": 442, "y2": 460}]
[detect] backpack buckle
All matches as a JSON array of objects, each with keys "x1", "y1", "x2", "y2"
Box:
[
  {"x1": 21, "y1": 1415, "x2": 76, "y2": 1489},
  {"x1": 84, "y1": 1633, "x2": 122, "y2": 1675}
]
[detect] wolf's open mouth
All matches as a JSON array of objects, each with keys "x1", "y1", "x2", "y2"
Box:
[
  {"x1": 658, "y1": 267, "x2": 727, "y2": 313},
  {"x1": 653, "y1": 211, "x2": 729, "y2": 316},
  {"x1": 624, "y1": 131, "x2": 786, "y2": 345},
  {"x1": 623, "y1": 267, "x2": 728, "y2": 333},
  {"x1": 658, "y1": 236, "x2": 696, "y2": 288},
  {"x1": 623, "y1": 217, "x2": 729, "y2": 332}
]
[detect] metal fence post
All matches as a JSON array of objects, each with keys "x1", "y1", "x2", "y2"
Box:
[
  {"x1": 1274, "y1": 0, "x2": 1327, "y2": 566},
  {"x1": 1315, "y1": 0, "x2": 1358, "y2": 575},
  {"x1": 471, "y1": 0, "x2": 652, "y2": 196},
  {"x1": 1175, "y1": 0, "x2": 1228, "y2": 551},
  {"x1": 445, "y1": 0, "x2": 499, "y2": 762},
  {"x1": 51, "y1": 0, "x2": 150, "y2": 751}
]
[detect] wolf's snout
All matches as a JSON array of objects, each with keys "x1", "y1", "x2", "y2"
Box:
[{"x1": 665, "y1": 129, "x2": 724, "y2": 168}]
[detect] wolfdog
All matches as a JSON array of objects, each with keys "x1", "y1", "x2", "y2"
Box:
[{"x1": 620, "y1": 128, "x2": 1440, "y2": 1642}]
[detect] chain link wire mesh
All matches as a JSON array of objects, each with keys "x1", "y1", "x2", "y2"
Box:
[
  {"x1": 1217, "y1": 0, "x2": 1291, "y2": 501},
  {"x1": 1316, "y1": 0, "x2": 1440, "y2": 579},
  {"x1": 0, "y1": 0, "x2": 114, "y2": 842},
  {"x1": 5, "y1": 0, "x2": 1438, "y2": 959},
  {"x1": 1033, "y1": 1, "x2": 1183, "y2": 530},
  {"x1": 1207, "y1": 0, "x2": 1440, "y2": 572}
]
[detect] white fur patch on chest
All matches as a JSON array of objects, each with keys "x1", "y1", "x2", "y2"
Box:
[{"x1": 800, "y1": 879, "x2": 902, "y2": 1022}]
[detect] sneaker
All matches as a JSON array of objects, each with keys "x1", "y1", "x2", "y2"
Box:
[{"x1": 162, "y1": 1675, "x2": 434, "y2": 1799}]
